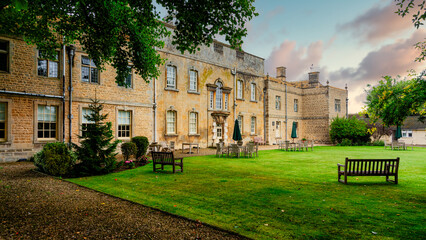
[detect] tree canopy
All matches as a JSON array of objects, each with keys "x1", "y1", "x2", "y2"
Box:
[
  {"x1": 0, "y1": 0, "x2": 257, "y2": 85},
  {"x1": 365, "y1": 71, "x2": 426, "y2": 127}
]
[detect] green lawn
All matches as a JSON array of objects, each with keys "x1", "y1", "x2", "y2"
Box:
[{"x1": 68, "y1": 147, "x2": 426, "y2": 239}]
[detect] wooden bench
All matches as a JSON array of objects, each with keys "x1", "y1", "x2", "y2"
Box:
[
  {"x1": 338, "y1": 158, "x2": 399, "y2": 184},
  {"x1": 151, "y1": 151, "x2": 183, "y2": 173}
]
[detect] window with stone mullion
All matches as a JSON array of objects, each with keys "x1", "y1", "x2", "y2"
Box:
[
  {"x1": 81, "y1": 108, "x2": 95, "y2": 137},
  {"x1": 37, "y1": 105, "x2": 57, "y2": 139},
  {"x1": 0, "y1": 40, "x2": 8, "y2": 72},
  {"x1": 38, "y1": 50, "x2": 59, "y2": 78},
  {"x1": 250, "y1": 83, "x2": 256, "y2": 101},
  {"x1": 81, "y1": 56, "x2": 99, "y2": 83},
  {"x1": 251, "y1": 117, "x2": 256, "y2": 134},
  {"x1": 189, "y1": 112, "x2": 197, "y2": 134},
  {"x1": 237, "y1": 80, "x2": 243, "y2": 99},
  {"x1": 166, "y1": 111, "x2": 176, "y2": 134},
  {"x1": 238, "y1": 115, "x2": 243, "y2": 133},
  {"x1": 0, "y1": 103, "x2": 6, "y2": 140},
  {"x1": 167, "y1": 66, "x2": 176, "y2": 88},
  {"x1": 118, "y1": 110, "x2": 131, "y2": 138},
  {"x1": 216, "y1": 82, "x2": 223, "y2": 110},
  {"x1": 189, "y1": 70, "x2": 197, "y2": 91},
  {"x1": 209, "y1": 91, "x2": 214, "y2": 109}
]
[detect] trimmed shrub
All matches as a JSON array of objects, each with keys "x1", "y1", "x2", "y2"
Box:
[
  {"x1": 131, "y1": 136, "x2": 149, "y2": 160},
  {"x1": 33, "y1": 142, "x2": 76, "y2": 176},
  {"x1": 121, "y1": 142, "x2": 137, "y2": 161},
  {"x1": 330, "y1": 116, "x2": 371, "y2": 145}
]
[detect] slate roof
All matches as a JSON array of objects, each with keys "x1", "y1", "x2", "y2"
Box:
[{"x1": 349, "y1": 114, "x2": 426, "y2": 130}]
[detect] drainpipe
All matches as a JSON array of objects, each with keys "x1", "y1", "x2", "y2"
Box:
[
  {"x1": 285, "y1": 83, "x2": 288, "y2": 142},
  {"x1": 153, "y1": 77, "x2": 157, "y2": 142},
  {"x1": 67, "y1": 45, "x2": 76, "y2": 145},
  {"x1": 345, "y1": 84, "x2": 349, "y2": 118},
  {"x1": 232, "y1": 67, "x2": 237, "y2": 120},
  {"x1": 62, "y1": 38, "x2": 66, "y2": 143},
  {"x1": 206, "y1": 87, "x2": 209, "y2": 148},
  {"x1": 263, "y1": 87, "x2": 267, "y2": 144}
]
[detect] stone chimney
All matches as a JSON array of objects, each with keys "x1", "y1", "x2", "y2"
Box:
[
  {"x1": 308, "y1": 71, "x2": 319, "y2": 87},
  {"x1": 276, "y1": 67, "x2": 286, "y2": 81}
]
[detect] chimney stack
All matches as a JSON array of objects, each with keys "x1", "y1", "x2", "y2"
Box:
[
  {"x1": 308, "y1": 71, "x2": 319, "y2": 87},
  {"x1": 276, "y1": 67, "x2": 286, "y2": 81}
]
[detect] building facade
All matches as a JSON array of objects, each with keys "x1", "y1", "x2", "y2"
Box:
[
  {"x1": 0, "y1": 33, "x2": 347, "y2": 162},
  {"x1": 264, "y1": 67, "x2": 348, "y2": 144}
]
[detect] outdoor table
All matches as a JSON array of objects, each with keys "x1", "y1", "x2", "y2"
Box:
[
  {"x1": 227, "y1": 145, "x2": 246, "y2": 157},
  {"x1": 288, "y1": 142, "x2": 296, "y2": 151},
  {"x1": 182, "y1": 142, "x2": 200, "y2": 154}
]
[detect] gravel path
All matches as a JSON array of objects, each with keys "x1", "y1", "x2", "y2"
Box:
[{"x1": 0, "y1": 162, "x2": 249, "y2": 240}]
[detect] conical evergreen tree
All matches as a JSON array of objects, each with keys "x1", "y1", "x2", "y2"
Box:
[{"x1": 73, "y1": 98, "x2": 120, "y2": 176}]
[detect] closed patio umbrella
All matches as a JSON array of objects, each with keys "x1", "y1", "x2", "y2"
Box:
[
  {"x1": 232, "y1": 119, "x2": 242, "y2": 142},
  {"x1": 395, "y1": 125, "x2": 402, "y2": 140},
  {"x1": 291, "y1": 122, "x2": 297, "y2": 142}
]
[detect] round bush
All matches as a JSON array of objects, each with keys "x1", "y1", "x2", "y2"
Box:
[
  {"x1": 131, "y1": 136, "x2": 149, "y2": 160},
  {"x1": 121, "y1": 142, "x2": 137, "y2": 161},
  {"x1": 33, "y1": 142, "x2": 76, "y2": 176}
]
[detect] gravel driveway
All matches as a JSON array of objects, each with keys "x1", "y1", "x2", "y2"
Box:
[{"x1": 0, "y1": 162, "x2": 248, "y2": 240}]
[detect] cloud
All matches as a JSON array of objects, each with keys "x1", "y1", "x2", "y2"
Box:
[
  {"x1": 327, "y1": 30, "x2": 426, "y2": 113},
  {"x1": 264, "y1": 40, "x2": 324, "y2": 80},
  {"x1": 337, "y1": 2, "x2": 413, "y2": 44}
]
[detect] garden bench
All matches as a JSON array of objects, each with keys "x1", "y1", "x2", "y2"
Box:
[
  {"x1": 337, "y1": 158, "x2": 399, "y2": 184},
  {"x1": 151, "y1": 151, "x2": 183, "y2": 173}
]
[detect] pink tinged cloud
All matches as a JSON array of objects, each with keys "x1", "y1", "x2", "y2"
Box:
[
  {"x1": 337, "y1": 2, "x2": 413, "y2": 44},
  {"x1": 329, "y1": 30, "x2": 426, "y2": 113},
  {"x1": 265, "y1": 40, "x2": 323, "y2": 80}
]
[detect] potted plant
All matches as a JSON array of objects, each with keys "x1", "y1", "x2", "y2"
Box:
[{"x1": 302, "y1": 138, "x2": 307, "y2": 142}]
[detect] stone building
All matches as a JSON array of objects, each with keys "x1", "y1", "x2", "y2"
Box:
[
  {"x1": 0, "y1": 35, "x2": 154, "y2": 162},
  {"x1": 155, "y1": 36, "x2": 265, "y2": 148},
  {"x1": 0, "y1": 34, "x2": 265, "y2": 162},
  {"x1": 264, "y1": 67, "x2": 348, "y2": 144},
  {"x1": 0, "y1": 32, "x2": 347, "y2": 162}
]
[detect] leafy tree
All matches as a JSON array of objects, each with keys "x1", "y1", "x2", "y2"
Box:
[
  {"x1": 73, "y1": 98, "x2": 121, "y2": 176},
  {"x1": 395, "y1": 0, "x2": 425, "y2": 61},
  {"x1": 366, "y1": 121, "x2": 393, "y2": 141},
  {"x1": 365, "y1": 71, "x2": 426, "y2": 128},
  {"x1": 0, "y1": 0, "x2": 257, "y2": 85},
  {"x1": 329, "y1": 116, "x2": 371, "y2": 145}
]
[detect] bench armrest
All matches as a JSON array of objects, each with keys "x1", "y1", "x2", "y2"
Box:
[
  {"x1": 337, "y1": 163, "x2": 345, "y2": 172},
  {"x1": 174, "y1": 157, "x2": 183, "y2": 162}
]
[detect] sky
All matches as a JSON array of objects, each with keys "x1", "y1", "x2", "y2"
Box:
[{"x1": 241, "y1": 0, "x2": 425, "y2": 113}]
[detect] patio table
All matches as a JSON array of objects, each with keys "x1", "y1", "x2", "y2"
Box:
[
  {"x1": 182, "y1": 142, "x2": 200, "y2": 154},
  {"x1": 227, "y1": 145, "x2": 246, "y2": 157}
]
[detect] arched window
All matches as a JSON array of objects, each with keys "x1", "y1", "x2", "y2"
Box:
[{"x1": 216, "y1": 82, "x2": 223, "y2": 110}]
